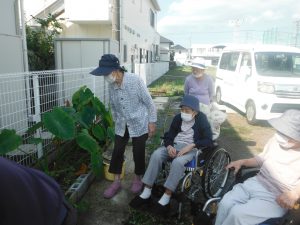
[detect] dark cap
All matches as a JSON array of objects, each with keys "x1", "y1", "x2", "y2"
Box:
[
  {"x1": 180, "y1": 95, "x2": 200, "y2": 112},
  {"x1": 90, "y1": 54, "x2": 122, "y2": 76}
]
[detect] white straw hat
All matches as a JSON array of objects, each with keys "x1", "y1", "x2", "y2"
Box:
[{"x1": 191, "y1": 58, "x2": 206, "y2": 69}]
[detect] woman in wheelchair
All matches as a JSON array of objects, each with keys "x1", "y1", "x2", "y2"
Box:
[
  {"x1": 215, "y1": 109, "x2": 300, "y2": 225},
  {"x1": 129, "y1": 95, "x2": 213, "y2": 214}
]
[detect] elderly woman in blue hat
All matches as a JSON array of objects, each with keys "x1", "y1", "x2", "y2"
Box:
[
  {"x1": 129, "y1": 95, "x2": 213, "y2": 214},
  {"x1": 184, "y1": 58, "x2": 214, "y2": 105},
  {"x1": 90, "y1": 54, "x2": 157, "y2": 199},
  {"x1": 215, "y1": 109, "x2": 300, "y2": 225}
]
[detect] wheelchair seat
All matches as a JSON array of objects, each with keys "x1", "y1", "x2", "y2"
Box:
[
  {"x1": 184, "y1": 142, "x2": 218, "y2": 172},
  {"x1": 184, "y1": 153, "x2": 205, "y2": 172}
]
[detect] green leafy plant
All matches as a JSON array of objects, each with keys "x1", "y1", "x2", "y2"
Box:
[
  {"x1": 0, "y1": 129, "x2": 22, "y2": 155},
  {"x1": 26, "y1": 13, "x2": 62, "y2": 71},
  {"x1": 41, "y1": 86, "x2": 114, "y2": 177}
]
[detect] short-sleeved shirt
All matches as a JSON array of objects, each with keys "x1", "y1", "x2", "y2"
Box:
[
  {"x1": 109, "y1": 73, "x2": 157, "y2": 137},
  {"x1": 255, "y1": 135, "x2": 300, "y2": 195},
  {"x1": 174, "y1": 119, "x2": 195, "y2": 145},
  {"x1": 184, "y1": 74, "x2": 214, "y2": 105}
]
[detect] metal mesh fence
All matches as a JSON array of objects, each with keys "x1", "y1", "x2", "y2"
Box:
[
  {"x1": 0, "y1": 68, "x2": 108, "y2": 165},
  {"x1": 0, "y1": 63, "x2": 168, "y2": 165}
]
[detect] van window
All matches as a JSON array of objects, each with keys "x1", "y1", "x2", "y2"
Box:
[
  {"x1": 239, "y1": 52, "x2": 252, "y2": 74},
  {"x1": 241, "y1": 52, "x2": 251, "y2": 67},
  {"x1": 219, "y1": 52, "x2": 240, "y2": 71},
  {"x1": 255, "y1": 52, "x2": 300, "y2": 77}
]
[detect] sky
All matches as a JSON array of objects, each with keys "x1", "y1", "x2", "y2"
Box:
[{"x1": 157, "y1": 0, "x2": 300, "y2": 48}]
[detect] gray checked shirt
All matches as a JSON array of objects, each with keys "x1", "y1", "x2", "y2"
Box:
[{"x1": 109, "y1": 72, "x2": 157, "y2": 137}]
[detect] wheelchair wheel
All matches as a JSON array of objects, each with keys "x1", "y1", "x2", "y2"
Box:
[{"x1": 202, "y1": 147, "x2": 231, "y2": 198}]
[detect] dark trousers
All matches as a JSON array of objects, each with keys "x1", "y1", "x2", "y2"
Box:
[{"x1": 109, "y1": 127, "x2": 148, "y2": 176}]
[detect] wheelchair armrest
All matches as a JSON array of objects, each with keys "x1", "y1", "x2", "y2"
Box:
[{"x1": 235, "y1": 166, "x2": 260, "y2": 184}]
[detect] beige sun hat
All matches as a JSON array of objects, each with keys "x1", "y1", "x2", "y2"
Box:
[{"x1": 268, "y1": 109, "x2": 300, "y2": 142}]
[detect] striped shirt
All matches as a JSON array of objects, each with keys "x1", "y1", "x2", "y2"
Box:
[{"x1": 109, "y1": 72, "x2": 157, "y2": 137}]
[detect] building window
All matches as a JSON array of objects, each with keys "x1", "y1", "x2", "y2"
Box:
[
  {"x1": 123, "y1": 44, "x2": 127, "y2": 63},
  {"x1": 140, "y1": 48, "x2": 143, "y2": 63},
  {"x1": 146, "y1": 50, "x2": 149, "y2": 63},
  {"x1": 150, "y1": 9, "x2": 155, "y2": 27},
  {"x1": 155, "y1": 45, "x2": 159, "y2": 60}
]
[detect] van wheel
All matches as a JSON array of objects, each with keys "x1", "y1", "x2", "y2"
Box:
[
  {"x1": 246, "y1": 101, "x2": 257, "y2": 125},
  {"x1": 216, "y1": 88, "x2": 223, "y2": 104}
]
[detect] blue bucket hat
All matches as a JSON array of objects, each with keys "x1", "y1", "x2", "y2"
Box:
[
  {"x1": 90, "y1": 54, "x2": 122, "y2": 76},
  {"x1": 180, "y1": 95, "x2": 200, "y2": 112},
  {"x1": 268, "y1": 109, "x2": 300, "y2": 142}
]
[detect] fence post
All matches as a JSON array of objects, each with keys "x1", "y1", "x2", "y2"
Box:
[{"x1": 32, "y1": 74, "x2": 43, "y2": 158}]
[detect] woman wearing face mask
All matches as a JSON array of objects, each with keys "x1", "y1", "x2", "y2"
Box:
[
  {"x1": 184, "y1": 58, "x2": 214, "y2": 105},
  {"x1": 215, "y1": 109, "x2": 300, "y2": 225},
  {"x1": 129, "y1": 95, "x2": 213, "y2": 214},
  {"x1": 90, "y1": 54, "x2": 157, "y2": 199}
]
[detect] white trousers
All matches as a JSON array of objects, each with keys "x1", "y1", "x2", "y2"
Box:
[{"x1": 215, "y1": 176, "x2": 287, "y2": 225}]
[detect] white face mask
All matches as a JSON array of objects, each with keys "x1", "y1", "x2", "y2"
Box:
[
  {"x1": 275, "y1": 133, "x2": 294, "y2": 149},
  {"x1": 181, "y1": 112, "x2": 194, "y2": 122},
  {"x1": 104, "y1": 73, "x2": 116, "y2": 84},
  {"x1": 193, "y1": 72, "x2": 204, "y2": 78}
]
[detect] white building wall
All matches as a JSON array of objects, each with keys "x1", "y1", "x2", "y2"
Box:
[
  {"x1": 121, "y1": 0, "x2": 160, "y2": 66},
  {"x1": 174, "y1": 51, "x2": 188, "y2": 66},
  {"x1": 0, "y1": 0, "x2": 27, "y2": 132},
  {"x1": 55, "y1": 38, "x2": 119, "y2": 69},
  {"x1": 65, "y1": 0, "x2": 110, "y2": 22},
  {"x1": 0, "y1": 0, "x2": 24, "y2": 73},
  {"x1": 61, "y1": 24, "x2": 112, "y2": 38},
  {"x1": 160, "y1": 42, "x2": 170, "y2": 61}
]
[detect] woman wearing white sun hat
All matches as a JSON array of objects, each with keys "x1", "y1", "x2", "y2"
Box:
[
  {"x1": 215, "y1": 109, "x2": 300, "y2": 225},
  {"x1": 184, "y1": 57, "x2": 215, "y2": 106},
  {"x1": 184, "y1": 58, "x2": 225, "y2": 140}
]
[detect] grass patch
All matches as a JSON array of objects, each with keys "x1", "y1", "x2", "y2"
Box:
[
  {"x1": 149, "y1": 66, "x2": 189, "y2": 96},
  {"x1": 148, "y1": 66, "x2": 216, "y2": 97}
]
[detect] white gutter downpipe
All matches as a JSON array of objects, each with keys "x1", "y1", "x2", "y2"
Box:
[
  {"x1": 20, "y1": 0, "x2": 29, "y2": 72},
  {"x1": 119, "y1": 0, "x2": 123, "y2": 63}
]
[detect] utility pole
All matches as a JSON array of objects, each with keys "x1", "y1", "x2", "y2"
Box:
[
  {"x1": 295, "y1": 20, "x2": 300, "y2": 48},
  {"x1": 230, "y1": 19, "x2": 243, "y2": 43}
]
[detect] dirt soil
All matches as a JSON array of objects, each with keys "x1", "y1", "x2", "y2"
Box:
[
  {"x1": 76, "y1": 98, "x2": 276, "y2": 225},
  {"x1": 218, "y1": 112, "x2": 275, "y2": 161}
]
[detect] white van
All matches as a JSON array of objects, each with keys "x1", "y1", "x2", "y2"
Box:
[{"x1": 215, "y1": 44, "x2": 300, "y2": 124}]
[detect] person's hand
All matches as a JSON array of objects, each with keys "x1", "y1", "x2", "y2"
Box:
[
  {"x1": 225, "y1": 160, "x2": 243, "y2": 175},
  {"x1": 167, "y1": 145, "x2": 177, "y2": 158},
  {"x1": 177, "y1": 144, "x2": 194, "y2": 157},
  {"x1": 276, "y1": 190, "x2": 299, "y2": 209},
  {"x1": 148, "y1": 123, "x2": 156, "y2": 138}
]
